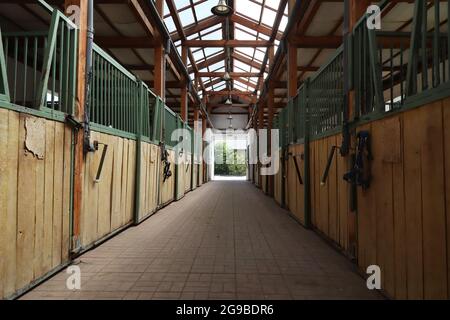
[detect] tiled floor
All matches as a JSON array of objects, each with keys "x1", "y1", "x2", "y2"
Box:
[{"x1": 21, "y1": 181, "x2": 383, "y2": 300}]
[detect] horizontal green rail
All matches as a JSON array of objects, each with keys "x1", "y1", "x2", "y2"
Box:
[{"x1": 0, "y1": 27, "x2": 9, "y2": 103}]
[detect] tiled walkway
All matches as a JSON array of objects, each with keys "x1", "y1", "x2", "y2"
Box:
[{"x1": 22, "y1": 181, "x2": 382, "y2": 300}]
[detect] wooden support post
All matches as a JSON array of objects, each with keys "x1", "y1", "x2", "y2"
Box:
[
  {"x1": 180, "y1": 46, "x2": 188, "y2": 121},
  {"x1": 154, "y1": 0, "x2": 165, "y2": 100},
  {"x1": 257, "y1": 103, "x2": 264, "y2": 188},
  {"x1": 267, "y1": 46, "x2": 275, "y2": 196},
  {"x1": 287, "y1": 44, "x2": 298, "y2": 98},
  {"x1": 202, "y1": 112, "x2": 207, "y2": 183},
  {"x1": 65, "y1": 0, "x2": 87, "y2": 251},
  {"x1": 346, "y1": 0, "x2": 371, "y2": 259},
  {"x1": 348, "y1": 0, "x2": 371, "y2": 119}
]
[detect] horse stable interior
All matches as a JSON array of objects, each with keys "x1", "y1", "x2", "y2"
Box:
[{"x1": 0, "y1": 0, "x2": 450, "y2": 300}]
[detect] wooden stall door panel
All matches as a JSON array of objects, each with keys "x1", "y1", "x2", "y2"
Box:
[
  {"x1": 336, "y1": 135, "x2": 349, "y2": 250},
  {"x1": 444, "y1": 98, "x2": 450, "y2": 299},
  {"x1": 42, "y1": 121, "x2": 56, "y2": 276},
  {"x1": 111, "y1": 136, "x2": 124, "y2": 231},
  {"x1": 372, "y1": 118, "x2": 396, "y2": 297},
  {"x1": 356, "y1": 124, "x2": 376, "y2": 271},
  {"x1": 0, "y1": 109, "x2": 19, "y2": 298},
  {"x1": 403, "y1": 110, "x2": 425, "y2": 299},
  {"x1": 327, "y1": 135, "x2": 338, "y2": 243},
  {"x1": 418, "y1": 102, "x2": 447, "y2": 299},
  {"x1": 82, "y1": 131, "x2": 100, "y2": 246},
  {"x1": 97, "y1": 134, "x2": 113, "y2": 238}
]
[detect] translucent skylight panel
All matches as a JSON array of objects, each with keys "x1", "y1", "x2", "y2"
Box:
[
  {"x1": 236, "y1": 0, "x2": 261, "y2": 21},
  {"x1": 164, "y1": 16, "x2": 176, "y2": 33},
  {"x1": 235, "y1": 29, "x2": 256, "y2": 41},
  {"x1": 261, "y1": 7, "x2": 277, "y2": 27},
  {"x1": 236, "y1": 24, "x2": 257, "y2": 36},
  {"x1": 193, "y1": 50, "x2": 204, "y2": 61},
  {"x1": 254, "y1": 49, "x2": 265, "y2": 62},
  {"x1": 209, "y1": 61, "x2": 225, "y2": 71},
  {"x1": 234, "y1": 82, "x2": 247, "y2": 91},
  {"x1": 249, "y1": 77, "x2": 259, "y2": 84},
  {"x1": 193, "y1": 1, "x2": 213, "y2": 21},
  {"x1": 234, "y1": 60, "x2": 251, "y2": 71},
  {"x1": 204, "y1": 48, "x2": 221, "y2": 57},
  {"x1": 202, "y1": 29, "x2": 222, "y2": 40},
  {"x1": 265, "y1": 0, "x2": 279, "y2": 10},
  {"x1": 214, "y1": 83, "x2": 226, "y2": 91},
  {"x1": 187, "y1": 33, "x2": 198, "y2": 40},
  {"x1": 173, "y1": 0, "x2": 191, "y2": 10},
  {"x1": 258, "y1": 33, "x2": 269, "y2": 40},
  {"x1": 178, "y1": 8, "x2": 195, "y2": 26},
  {"x1": 201, "y1": 25, "x2": 220, "y2": 35},
  {"x1": 279, "y1": 16, "x2": 288, "y2": 32},
  {"x1": 236, "y1": 48, "x2": 254, "y2": 58}
]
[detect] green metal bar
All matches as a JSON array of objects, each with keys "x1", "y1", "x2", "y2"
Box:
[
  {"x1": 406, "y1": 0, "x2": 424, "y2": 96},
  {"x1": 0, "y1": 28, "x2": 10, "y2": 102},
  {"x1": 38, "y1": 11, "x2": 60, "y2": 109},
  {"x1": 421, "y1": 0, "x2": 428, "y2": 90},
  {"x1": 13, "y1": 37, "x2": 18, "y2": 104},
  {"x1": 367, "y1": 29, "x2": 384, "y2": 113},
  {"x1": 51, "y1": 39, "x2": 56, "y2": 110},
  {"x1": 58, "y1": 23, "x2": 64, "y2": 111},
  {"x1": 433, "y1": 1, "x2": 440, "y2": 87},
  {"x1": 303, "y1": 78, "x2": 311, "y2": 228},
  {"x1": 32, "y1": 37, "x2": 38, "y2": 106},
  {"x1": 133, "y1": 82, "x2": 143, "y2": 225},
  {"x1": 23, "y1": 37, "x2": 28, "y2": 106}
]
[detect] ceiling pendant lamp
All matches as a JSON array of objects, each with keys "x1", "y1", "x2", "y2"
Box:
[
  {"x1": 211, "y1": 0, "x2": 232, "y2": 17},
  {"x1": 223, "y1": 71, "x2": 231, "y2": 81},
  {"x1": 225, "y1": 97, "x2": 232, "y2": 105}
]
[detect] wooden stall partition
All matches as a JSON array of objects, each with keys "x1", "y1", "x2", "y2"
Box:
[
  {"x1": 159, "y1": 149, "x2": 176, "y2": 206},
  {"x1": 184, "y1": 152, "x2": 192, "y2": 192},
  {"x1": 192, "y1": 164, "x2": 198, "y2": 190},
  {"x1": 80, "y1": 131, "x2": 136, "y2": 249},
  {"x1": 309, "y1": 134, "x2": 349, "y2": 250},
  {"x1": 0, "y1": 109, "x2": 72, "y2": 299},
  {"x1": 175, "y1": 150, "x2": 186, "y2": 200},
  {"x1": 261, "y1": 174, "x2": 267, "y2": 194},
  {"x1": 287, "y1": 145, "x2": 297, "y2": 215},
  {"x1": 288, "y1": 144, "x2": 306, "y2": 225},
  {"x1": 198, "y1": 163, "x2": 203, "y2": 187},
  {"x1": 273, "y1": 153, "x2": 283, "y2": 205},
  {"x1": 356, "y1": 99, "x2": 450, "y2": 300},
  {"x1": 137, "y1": 142, "x2": 160, "y2": 222}
]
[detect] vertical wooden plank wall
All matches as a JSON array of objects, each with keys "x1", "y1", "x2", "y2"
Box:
[
  {"x1": 80, "y1": 131, "x2": 136, "y2": 248},
  {"x1": 0, "y1": 109, "x2": 72, "y2": 299},
  {"x1": 274, "y1": 154, "x2": 283, "y2": 205},
  {"x1": 356, "y1": 100, "x2": 450, "y2": 300},
  {"x1": 287, "y1": 145, "x2": 306, "y2": 225},
  {"x1": 309, "y1": 135, "x2": 349, "y2": 250},
  {"x1": 138, "y1": 142, "x2": 160, "y2": 222},
  {"x1": 185, "y1": 152, "x2": 192, "y2": 192}
]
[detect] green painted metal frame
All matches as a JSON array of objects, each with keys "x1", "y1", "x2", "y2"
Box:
[
  {"x1": 0, "y1": 28, "x2": 10, "y2": 103},
  {"x1": 1, "y1": 9, "x2": 78, "y2": 118}
]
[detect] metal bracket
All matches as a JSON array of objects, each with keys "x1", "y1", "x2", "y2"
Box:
[
  {"x1": 291, "y1": 154, "x2": 304, "y2": 185},
  {"x1": 65, "y1": 114, "x2": 83, "y2": 131},
  {"x1": 321, "y1": 146, "x2": 340, "y2": 185},
  {"x1": 94, "y1": 141, "x2": 108, "y2": 183}
]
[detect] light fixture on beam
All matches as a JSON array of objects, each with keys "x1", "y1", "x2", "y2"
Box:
[
  {"x1": 211, "y1": 0, "x2": 233, "y2": 17},
  {"x1": 223, "y1": 71, "x2": 231, "y2": 81}
]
